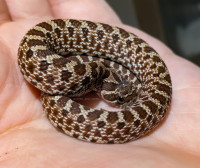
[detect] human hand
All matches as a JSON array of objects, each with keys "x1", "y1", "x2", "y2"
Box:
[{"x1": 0, "y1": 0, "x2": 200, "y2": 167}]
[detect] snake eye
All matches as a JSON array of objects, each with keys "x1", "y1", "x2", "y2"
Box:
[{"x1": 118, "y1": 96, "x2": 125, "y2": 104}]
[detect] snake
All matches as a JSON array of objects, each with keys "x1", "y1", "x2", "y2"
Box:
[{"x1": 18, "y1": 19, "x2": 172, "y2": 144}]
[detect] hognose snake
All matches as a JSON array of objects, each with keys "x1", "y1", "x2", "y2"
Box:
[{"x1": 18, "y1": 19, "x2": 172, "y2": 144}]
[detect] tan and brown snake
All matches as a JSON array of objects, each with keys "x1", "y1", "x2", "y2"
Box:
[{"x1": 18, "y1": 19, "x2": 172, "y2": 144}]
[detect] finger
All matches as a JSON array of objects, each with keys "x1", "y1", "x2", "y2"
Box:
[
  {"x1": 6, "y1": 0, "x2": 53, "y2": 20},
  {"x1": 48, "y1": 0, "x2": 121, "y2": 25},
  {"x1": 0, "y1": 0, "x2": 11, "y2": 25}
]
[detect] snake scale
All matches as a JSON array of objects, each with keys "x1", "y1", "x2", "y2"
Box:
[{"x1": 18, "y1": 19, "x2": 172, "y2": 144}]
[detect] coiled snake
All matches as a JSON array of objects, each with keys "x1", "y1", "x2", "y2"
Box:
[{"x1": 18, "y1": 19, "x2": 172, "y2": 144}]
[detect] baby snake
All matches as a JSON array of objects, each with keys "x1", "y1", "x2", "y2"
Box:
[{"x1": 18, "y1": 19, "x2": 172, "y2": 144}]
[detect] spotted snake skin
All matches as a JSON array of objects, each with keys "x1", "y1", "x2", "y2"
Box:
[{"x1": 18, "y1": 19, "x2": 172, "y2": 144}]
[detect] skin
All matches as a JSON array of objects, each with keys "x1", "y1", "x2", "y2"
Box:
[{"x1": 0, "y1": 0, "x2": 200, "y2": 167}]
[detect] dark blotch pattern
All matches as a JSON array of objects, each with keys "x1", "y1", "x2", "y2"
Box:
[
  {"x1": 152, "y1": 117, "x2": 158, "y2": 125},
  {"x1": 62, "y1": 109, "x2": 69, "y2": 117},
  {"x1": 85, "y1": 124, "x2": 93, "y2": 132},
  {"x1": 96, "y1": 43, "x2": 101, "y2": 51},
  {"x1": 76, "y1": 34, "x2": 82, "y2": 45},
  {"x1": 144, "y1": 46, "x2": 156, "y2": 53},
  {"x1": 38, "y1": 22, "x2": 53, "y2": 31},
  {"x1": 134, "y1": 38, "x2": 145, "y2": 45},
  {"x1": 157, "y1": 83, "x2": 171, "y2": 95},
  {"x1": 53, "y1": 58, "x2": 69, "y2": 68},
  {"x1": 86, "y1": 21, "x2": 97, "y2": 30},
  {"x1": 97, "y1": 30, "x2": 104, "y2": 40},
  {"x1": 153, "y1": 56, "x2": 162, "y2": 63},
  {"x1": 18, "y1": 50, "x2": 24, "y2": 60},
  {"x1": 26, "y1": 49, "x2": 33, "y2": 59},
  {"x1": 77, "y1": 115, "x2": 85, "y2": 123},
  {"x1": 35, "y1": 75, "x2": 43, "y2": 82},
  {"x1": 73, "y1": 134, "x2": 79, "y2": 138},
  {"x1": 66, "y1": 118, "x2": 73, "y2": 125},
  {"x1": 106, "y1": 128, "x2": 113, "y2": 135},
  {"x1": 94, "y1": 130, "x2": 101, "y2": 137},
  {"x1": 143, "y1": 54, "x2": 150, "y2": 60},
  {"x1": 122, "y1": 110, "x2": 134, "y2": 123},
  {"x1": 74, "y1": 64, "x2": 86, "y2": 76},
  {"x1": 27, "y1": 29, "x2": 45, "y2": 37},
  {"x1": 102, "y1": 69, "x2": 110, "y2": 79},
  {"x1": 57, "y1": 85, "x2": 66, "y2": 91},
  {"x1": 112, "y1": 34, "x2": 119, "y2": 43},
  {"x1": 150, "y1": 64, "x2": 156, "y2": 69},
  {"x1": 90, "y1": 62, "x2": 98, "y2": 77},
  {"x1": 74, "y1": 124, "x2": 80, "y2": 132},
  {"x1": 102, "y1": 82, "x2": 117, "y2": 91},
  {"x1": 50, "y1": 100, "x2": 56, "y2": 107},
  {"x1": 107, "y1": 112, "x2": 118, "y2": 124},
  {"x1": 70, "y1": 102, "x2": 81, "y2": 114},
  {"x1": 117, "y1": 122, "x2": 125, "y2": 129},
  {"x1": 53, "y1": 109, "x2": 59, "y2": 116},
  {"x1": 46, "y1": 75, "x2": 54, "y2": 84},
  {"x1": 136, "y1": 46, "x2": 142, "y2": 54},
  {"x1": 143, "y1": 101, "x2": 158, "y2": 114},
  {"x1": 117, "y1": 43, "x2": 123, "y2": 53},
  {"x1": 37, "y1": 50, "x2": 54, "y2": 58},
  {"x1": 140, "y1": 123, "x2": 147, "y2": 132},
  {"x1": 104, "y1": 39, "x2": 110, "y2": 49},
  {"x1": 61, "y1": 70, "x2": 72, "y2": 82},
  {"x1": 124, "y1": 127, "x2": 131, "y2": 135},
  {"x1": 82, "y1": 28, "x2": 89, "y2": 38},
  {"x1": 151, "y1": 93, "x2": 166, "y2": 105},
  {"x1": 119, "y1": 28, "x2": 130, "y2": 38},
  {"x1": 27, "y1": 62, "x2": 36, "y2": 73},
  {"x1": 27, "y1": 39, "x2": 44, "y2": 48},
  {"x1": 46, "y1": 32, "x2": 52, "y2": 40},
  {"x1": 68, "y1": 27, "x2": 74, "y2": 37},
  {"x1": 70, "y1": 19, "x2": 82, "y2": 27},
  {"x1": 53, "y1": 19, "x2": 66, "y2": 28},
  {"x1": 134, "y1": 120, "x2": 140, "y2": 127},
  {"x1": 102, "y1": 23, "x2": 114, "y2": 33},
  {"x1": 82, "y1": 76, "x2": 90, "y2": 86},
  {"x1": 87, "y1": 110, "x2": 103, "y2": 121},
  {"x1": 64, "y1": 125, "x2": 72, "y2": 132},
  {"x1": 97, "y1": 121, "x2": 106, "y2": 128},
  {"x1": 158, "y1": 66, "x2": 165, "y2": 73},
  {"x1": 58, "y1": 96, "x2": 69, "y2": 107},
  {"x1": 164, "y1": 74, "x2": 171, "y2": 83},
  {"x1": 146, "y1": 115, "x2": 152, "y2": 122},
  {"x1": 39, "y1": 60, "x2": 50, "y2": 71},
  {"x1": 55, "y1": 28, "x2": 61, "y2": 37},
  {"x1": 127, "y1": 51, "x2": 133, "y2": 57},
  {"x1": 126, "y1": 40, "x2": 132, "y2": 48},
  {"x1": 135, "y1": 55, "x2": 142, "y2": 64},
  {"x1": 22, "y1": 37, "x2": 27, "y2": 44},
  {"x1": 112, "y1": 72, "x2": 121, "y2": 82},
  {"x1": 134, "y1": 106, "x2": 147, "y2": 119}
]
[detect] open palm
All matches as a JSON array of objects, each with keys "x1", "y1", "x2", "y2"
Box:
[{"x1": 0, "y1": 0, "x2": 200, "y2": 167}]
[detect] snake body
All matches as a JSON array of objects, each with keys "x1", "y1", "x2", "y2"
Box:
[{"x1": 18, "y1": 19, "x2": 172, "y2": 144}]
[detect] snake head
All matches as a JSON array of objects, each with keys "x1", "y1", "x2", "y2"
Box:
[
  {"x1": 115, "y1": 80, "x2": 138, "y2": 106},
  {"x1": 100, "y1": 79, "x2": 139, "y2": 107}
]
